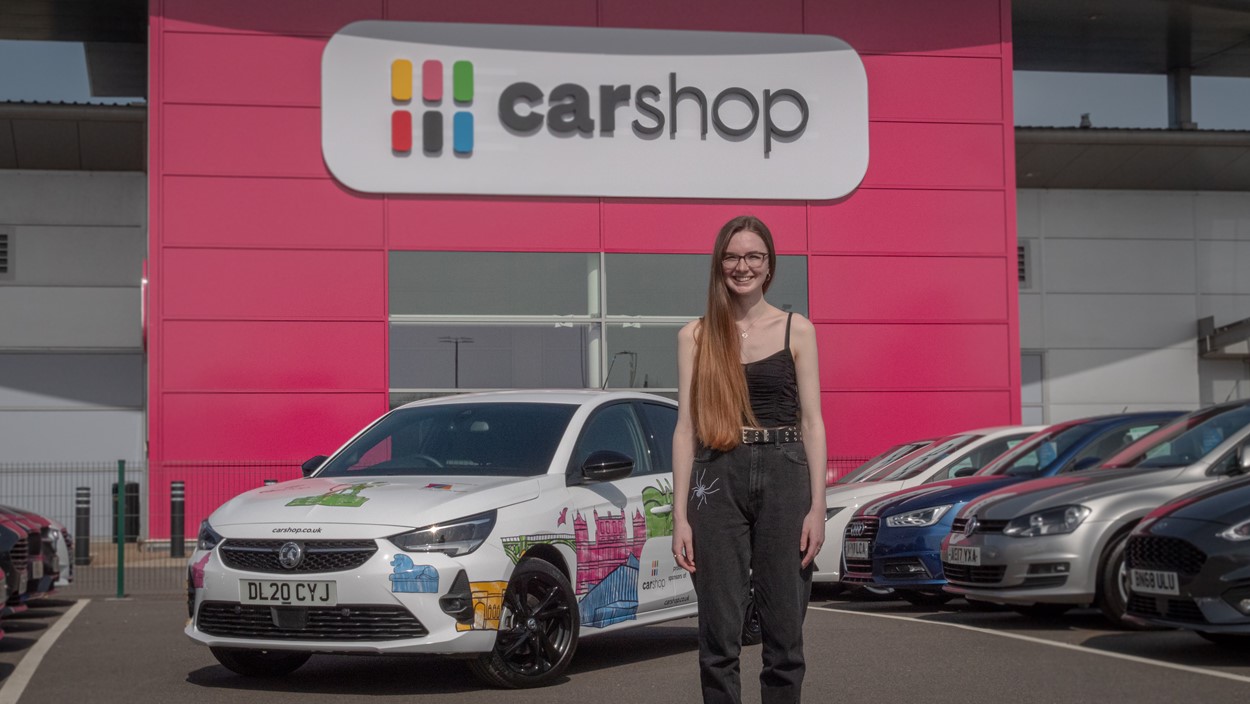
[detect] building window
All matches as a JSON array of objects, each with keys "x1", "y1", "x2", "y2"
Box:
[
  {"x1": 1021, "y1": 351, "x2": 1045, "y2": 424},
  {"x1": 389, "y1": 252, "x2": 808, "y2": 406},
  {"x1": 0, "y1": 228, "x2": 12, "y2": 281}
]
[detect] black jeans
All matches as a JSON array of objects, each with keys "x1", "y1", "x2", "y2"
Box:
[{"x1": 689, "y1": 441, "x2": 813, "y2": 704}]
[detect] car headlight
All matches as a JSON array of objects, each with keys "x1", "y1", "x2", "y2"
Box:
[
  {"x1": 389, "y1": 511, "x2": 496, "y2": 556},
  {"x1": 826, "y1": 507, "x2": 845, "y2": 522},
  {"x1": 1002, "y1": 505, "x2": 1090, "y2": 538},
  {"x1": 1218, "y1": 519, "x2": 1250, "y2": 542},
  {"x1": 196, "y1": 520, "x2": 223, "y2": 550},
  {"x1": 885, "y1": 504, "x2": 952, "y2": 528}
]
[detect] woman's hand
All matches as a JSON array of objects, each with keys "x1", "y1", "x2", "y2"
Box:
[
  {"x1": 799, "y1": 508, "x2": 825, "y2": 568},
  {"x1": 673, "y1": 519, "x2": 696, "y2": 573}
]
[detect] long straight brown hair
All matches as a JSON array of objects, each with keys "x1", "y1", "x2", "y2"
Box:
[{"x1": 691, "y1": 215, "x2": 778, "y2": 450}]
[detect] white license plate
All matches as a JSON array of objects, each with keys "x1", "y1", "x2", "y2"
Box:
[
  {"x1": 946, "y1": 546, "x2": 981, "y2": 566},
  {"x1": 844, "y1": 540, "x2": 870, "y2": 560},
  {"x1": 1129, "y1": 569, "x2": 1179, "y2": 596},
  {"x1": 240, "y1": 580, "x2": 338, "y2": 606}
]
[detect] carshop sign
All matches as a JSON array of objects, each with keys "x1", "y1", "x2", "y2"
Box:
[{"x1": 322, "y1": 21, "x2": 868, "y2": 200}]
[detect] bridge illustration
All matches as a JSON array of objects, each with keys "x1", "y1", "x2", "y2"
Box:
[{"x1": 500, "y1": 533, "x2": 576, "y2": 564}]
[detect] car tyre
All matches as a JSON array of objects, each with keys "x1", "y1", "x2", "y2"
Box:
[
  {"x1": 741, "y1": 590, "x2": 762, "y2": 646},
  {"x1": 1095, "y1": 531, "x2": 1154, "y2": 630},
  {"x1": 209, "y1": 647, "x2": 311, "y2": 677},
  {"x1": 1197, "y1": 632, "x2": 1250, "y2": 650},
  {"x1": 899, "y1": 590, "x2": 954, "y2": 607},
  {"x1": 469, "y1": 558, "x2": 579, "y2": 688}
]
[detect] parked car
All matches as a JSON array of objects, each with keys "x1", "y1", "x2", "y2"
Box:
[
  {"x1": 1124, "y1": 473, "x2": 1250, "y2": 648},
  {"x1": 842, "y1": 412, "x2": 1179, "y2": 606},
  {"x1": 187, "y1": 390, "x2": 702, "y2": 687},
  {"x1": 833, "y1": 439, "x2": 935, "y2": 485},
  {"x1": 815, "y1": 425, "x2": 1043, "y2": 585},
  {"x1": 0, "y1": 521, "x2": 26, "y2": 617},
  {"x1": 1, "y1": 506, "x2": 67, "y2": 594},
  {"x1": 0, "y1": 509, "x2": 47, "y2": 605},
  {"x1": 942, "y1": 400, "x2": 1250, "y2": 627}
]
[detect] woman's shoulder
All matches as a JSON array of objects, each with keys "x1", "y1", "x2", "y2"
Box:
[
  {"x1": 785, "y1": 311, "x2": 816, "y2": 338},
  {"x1": 679, "y1": 318, "x2": 701, "y2": 338}
]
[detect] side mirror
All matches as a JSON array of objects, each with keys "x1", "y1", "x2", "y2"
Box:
[
  {"x1": 953, "y1": 466, "x2": 976, "y2": 478},
  {"x1": 301, "y1": 455, "x2": 328, "y2": 477},
  {"x1": 1237, "y1": 441, "x2": 1250, "y2": 475},
  {"x1": 581, "y1": 450, "x2": 634, "y2": 482}
]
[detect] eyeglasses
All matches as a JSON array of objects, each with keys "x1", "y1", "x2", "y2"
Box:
[{"x1": 722, "y1": 252, "x2": 768, "y2": 269}]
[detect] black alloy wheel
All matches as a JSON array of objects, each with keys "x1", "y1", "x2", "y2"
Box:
[
  {"x1": 470, "y1": 558, "x2": 579, "y2": 688},
  {"x1": 1095, "y1": 531, "x2": 1156, "y2": 630},
  {"x1": 742, "y1": 589, "x2": 762, "y2": 646}
]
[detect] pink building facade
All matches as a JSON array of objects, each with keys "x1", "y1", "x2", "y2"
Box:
[{"x1": 148, "y1": 0, "x2": 1020, "y2": 534}]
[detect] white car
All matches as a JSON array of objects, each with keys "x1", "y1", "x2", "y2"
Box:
[
  {"x1": 815, "y1": 425, "x2": 1044, "y2": 585},
  {"x1": 185, "y1": 390, "x2": 696, "y2": 688}
]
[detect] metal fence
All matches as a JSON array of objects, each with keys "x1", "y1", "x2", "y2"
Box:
[
  {"x1": 0, "y1": 457, "x2": 868, "y2": 598},
  {"x1": 0, "y1": 461, "x2": 302, "y2": 597}
]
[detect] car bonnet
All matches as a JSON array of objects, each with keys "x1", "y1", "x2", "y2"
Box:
[
  {"x1": 208, "y1": 475, "x2": 542, "y2": 532},
  {"x1": 959, "y1": 465, "x2": 1183, "y2": 521},
  {"x1": 877, "y1": 475, "x2": 1021, "y2": 518}
]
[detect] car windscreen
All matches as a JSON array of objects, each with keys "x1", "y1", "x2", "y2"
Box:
[
  {"x1": 1103, "y1": 404, "x2": 1250, "y2": 469},
  {"x1": 877, "y1": 435, "x2": 978, "y2": 481},
  {"x1": 837, "y1": 441, "x2": 929, "y2": 484},
  {"x1": 975, "y1": 423, "x2": 1090, "y2": 478},
  {"x1": 316, "y1": 402, "x2": 578, "y2": 477}
]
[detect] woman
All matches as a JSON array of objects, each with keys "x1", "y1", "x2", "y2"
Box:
[{"x1": 672, "y1": 215, "x2": 827, "y2": 704}]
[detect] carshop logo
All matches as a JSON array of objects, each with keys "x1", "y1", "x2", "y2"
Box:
[
  {"x1": 390, "y1": 58, "x2": 474, "y2": 155},
  {"x1": 323, "y1": 22, "x2": 869, "y2": 199}
]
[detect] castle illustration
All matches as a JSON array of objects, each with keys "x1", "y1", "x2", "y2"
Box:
[{"x1": 572, "y1": 509, "x2": 647, "y2": 595}]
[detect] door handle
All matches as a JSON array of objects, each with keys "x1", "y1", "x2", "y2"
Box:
[{"x1": 649, "y1": 505, "x2": 673, "y2": 515}]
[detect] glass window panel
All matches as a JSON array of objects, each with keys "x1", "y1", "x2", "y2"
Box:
[
  {"x1": 390, "y1": 252, "x2": 599, "y2": 316},
  {"x1": 605, "y1": 254, "x2": 807, "y2": 317},
  {"x1": 603, "y1": 323, "x2": 682, "y2": 390},
  {"x1": 1021, "y1": 352, "x2": 1043, "y2": 404},
  {"x1": 390, "y1": 323, "x2": 599, "y2": 390}
]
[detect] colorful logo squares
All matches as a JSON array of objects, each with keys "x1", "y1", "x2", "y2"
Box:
[{"x1": 391, "y1": 59, "x2": 473, "y2": 155}]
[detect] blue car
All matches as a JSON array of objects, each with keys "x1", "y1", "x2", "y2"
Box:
[{"x1": 841, "y1": 411, "x2": 1182, "y2": 607}]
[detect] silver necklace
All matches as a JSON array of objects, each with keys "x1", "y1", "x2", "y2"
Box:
[{"x1": 738, "y1": 313, "x2": 764, "y2": 338}]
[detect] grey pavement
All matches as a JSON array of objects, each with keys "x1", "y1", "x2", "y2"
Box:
[{"x1": 2, "y1": 590, "x2": 1249, "y2": 703}]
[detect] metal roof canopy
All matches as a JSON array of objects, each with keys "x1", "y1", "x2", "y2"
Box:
[
  {"x1": 1014, "y1": 0, "x2": 1250, "y2": 76},
  {"x1": 0, "y1": 102, "x2": 145, "y2": 171},
  {"x1": 1199, "y1": 316, "x2": 1250, "y2": 360}
]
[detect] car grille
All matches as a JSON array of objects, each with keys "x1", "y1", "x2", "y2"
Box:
[
  {"x1": 951, "y1": 518, "x2": 1008, "y2": 534},
  {"x1": 942, "y1": 563, "x2": 1006, "y2": 584},
  {"x1": 1127, "y1": 594, "x2": 1207, "y2": 624},
  {"x1": 1126, "y1": 536, "x2": 1206, "y2": 575},
  {"x1": 882, "y1": 558, "x2": 931, "y2": 579},
  {"x1": 9, "y1": 538, "x2": 28, "y2": 574},
  {"x1": 219, "y1": 540, "x2": 378, "y2": 573},
  {"x1": 843, "y1": 518, "x2": 878, "y2": 579},
  {"x1": 196, "y1": 601, "x2": 428, "y2": 640}
]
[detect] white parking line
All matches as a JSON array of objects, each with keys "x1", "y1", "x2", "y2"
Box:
[
  {"x1": 0, "y1": 599, "x2": 90, "y2": 704},
  {"x1": 810, "y1": 605, "x2": 1250, "y2": 686}
]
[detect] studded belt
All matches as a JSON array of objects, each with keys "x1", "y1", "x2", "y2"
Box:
[{"x1": 740, "y1": 426, "x2": 803, "y2": 444}]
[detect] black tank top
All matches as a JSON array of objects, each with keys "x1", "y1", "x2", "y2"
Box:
[{"x1": 743, "y1": 312, "x2": 799, "y2": 427}]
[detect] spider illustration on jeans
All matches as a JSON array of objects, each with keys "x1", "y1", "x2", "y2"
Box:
[{"x1": 691, "y1": 468, "x2": 721, "y2": 509}]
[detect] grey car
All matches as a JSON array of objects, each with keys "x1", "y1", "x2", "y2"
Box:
[{"x1": 941, "y1": 400, "x2": 1250, "y2": 627}]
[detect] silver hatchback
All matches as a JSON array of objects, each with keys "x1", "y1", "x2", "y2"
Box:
[{"x1": 941, "y1": 400, "x2": 1250, "y2": 626}]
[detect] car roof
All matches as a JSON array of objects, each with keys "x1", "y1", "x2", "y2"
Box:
[{"x1": 395, "y1": 389, "x2": 676, "y2": 411}]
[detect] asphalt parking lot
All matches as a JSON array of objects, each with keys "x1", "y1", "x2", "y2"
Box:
[{"x1": 2, "y1": 588, "x2": 1249, "y2": 704}]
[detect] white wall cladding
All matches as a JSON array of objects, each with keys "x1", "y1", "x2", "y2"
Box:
[
  {"x1": 0, "y1": 171, "x2": 146, "y2": 462},
  {"x1": 1020, "y1": 189, "x2": 1250, "y2": 422}
]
